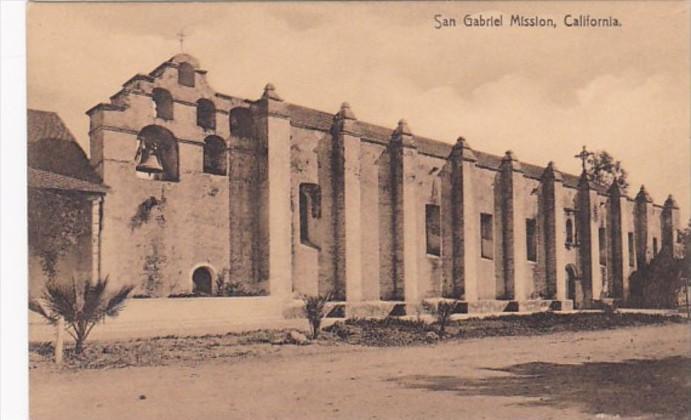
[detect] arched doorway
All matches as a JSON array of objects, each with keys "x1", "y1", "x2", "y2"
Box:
[
  {"x1": 192, "y1": 266, "x2": 213, "y2": 296},
  {"x1": 566, "y1": 264, "x2": 581, "y2": 308}
]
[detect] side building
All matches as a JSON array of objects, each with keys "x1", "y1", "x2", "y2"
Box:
[
  {"x1": 28, "y1": 109, "x2": 107, "y2": 295},
  {"x1": 84, "y1": 53, "x2": 682, "y2": 314}
]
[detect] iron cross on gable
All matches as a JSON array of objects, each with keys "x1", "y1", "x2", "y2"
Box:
[
  {"x1": 176, "y1": 29, "x2": 186, "y2": 52},
  {"x1": 574, "y1": 146, "x2": 592, "y2": 172}
]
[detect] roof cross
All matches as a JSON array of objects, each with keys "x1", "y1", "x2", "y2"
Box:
[
  {"x1": 574, "y1": 145, "x2": 592, "y2": 172},
  {"x1": 176, "y1": 29, "x2": 186, "y2": 52}
]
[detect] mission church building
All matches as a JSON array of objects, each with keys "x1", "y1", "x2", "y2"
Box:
[{"x1": 80, "y1": 53, "x2": 681, "y2": 315}]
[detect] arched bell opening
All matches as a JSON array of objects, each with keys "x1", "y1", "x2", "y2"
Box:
[{"x1": 135, "y1": 125, "x2": 179, "y2": 182}]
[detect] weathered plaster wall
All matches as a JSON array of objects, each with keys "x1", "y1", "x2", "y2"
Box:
[
  {"x1": 473, "y1": 166, "x2": 500, "y2": 300},
  {"x1": 290, "y1": 126, "x2": 323, "y2": 297},
  {"x1": 90, "y1": 63, "x2": 232, "y2": 295},
  {"x1": 86, "y1": 54, "x2": 680, "y2": 311}
]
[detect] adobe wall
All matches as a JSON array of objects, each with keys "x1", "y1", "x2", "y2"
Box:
[
  {"x1": 28, "y1": 196, "x2": 94, "y2": 296},
  {"x1": 89, "y1": 63, "x2": 233, "y2": 296},
  {"x1": 85, "y1": 54, "x2": 683, "y2": 311}
]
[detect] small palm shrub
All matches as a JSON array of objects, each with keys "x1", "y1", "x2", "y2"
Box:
[
  {"x1": 29, "y1": 277, "x2": 134, "y2": 354},
  {"x1": 434, "y1": 300, "x2": 458, "y2": 338},
  {"x1": 302, "y1": 293, "x2": 331, "y2": 339}
]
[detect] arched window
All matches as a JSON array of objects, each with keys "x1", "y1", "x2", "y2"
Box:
[
  {"x1": 197, "y1": 99, "x2": 216, "y2": 130},
  {"x1": 230, "y1": 107, "x2": 254, "y2": 138},
  {"x1": 135, "y1": 125, "x2": 179, "y2": 181},
  {"x1": 566, "y1": 219, "x2": 574, "y2": 245},
  {"x1": 152, "y1": 88, "x2": 174, "y2": 120},
  {"x1": 178, "y1": 62, "x2": 195, "y2": 87},
  {"x1": 425, "y1": 204, "x2": 441, "y2": 256},
  {"x1": 526, "y1": 218, "x2": 537, "y2": 262},
  {"x1": 203, "y1": 136, "x2": 227, "y2": 175},
  {"x1": 480, "y1": 213, "x2": 494, "y2": 259},
  {"x1": 598, "y1": 227, "x2": 607, "y2": 266},
  {"x1": 299, "y1": 183, "x2": 321, "y2": 248}
]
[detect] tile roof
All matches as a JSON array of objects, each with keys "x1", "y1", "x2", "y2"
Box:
[
  {"x1": 27, "y1": 109, "x2": 104, "y2": 184},
  {"x1": 27, "y1": 109, "x2": 77, "y2": 144},
  {"x1": 284, "y1": 103, "x2": 603, "y2": 191},
  {"x1": 28, "y1": 168, "x2": 108, "y2": 194}
]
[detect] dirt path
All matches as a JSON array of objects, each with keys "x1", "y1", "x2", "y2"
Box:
[{"x1": 30, "y1": 323, "x2": 690, "y2": 420}]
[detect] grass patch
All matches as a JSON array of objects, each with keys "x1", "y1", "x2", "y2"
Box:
[
  {"x1": 29, "y1": 328, "x2": 302, "y2": 369},
  {"x1": 29, "y1": 312, "x2": 684, "y2": 369},
  {"x1": 324, "y1": 312, "x2": 684, "y2": 346}
]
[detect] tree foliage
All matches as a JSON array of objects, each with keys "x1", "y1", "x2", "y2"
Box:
[
  {"x1": 586, "y1": 150, "x2": 629, "y2": 192},
  {"x1": 29, "y1": 277, "x2": 134, "y2": 354},
  {"x1": 28, "y1": 189, "x2": 90, "y2": 281},
  {"x1": 629, "y1": 221, "x2": 690, "y2": 309}
]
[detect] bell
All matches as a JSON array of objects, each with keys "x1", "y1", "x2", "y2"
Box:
[{"x1": 136, "y1": 148, "x2": 164, "y2": 174}]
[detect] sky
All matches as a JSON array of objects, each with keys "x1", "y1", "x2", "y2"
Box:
[{"x1": 27, "y1": 1, "x2": 689, "y2": 219}]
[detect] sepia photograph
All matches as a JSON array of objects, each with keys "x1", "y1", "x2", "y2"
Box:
[{"x1": 5, "y1": 0, "x2": 690, "y2": 419}]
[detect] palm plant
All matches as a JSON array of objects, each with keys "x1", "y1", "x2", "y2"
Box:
[
  {"x1": 29, "y1": 277, "x2": 134, "y2": 354},
  {"x1": 434, "y1": 299, "x2": 459, "y2": 338},
  {"x1": 302, "y1": 293, "x2": 331, "y2": 339}
]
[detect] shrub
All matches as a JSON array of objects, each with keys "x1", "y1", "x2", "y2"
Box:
[
  {"x1": 302, "y1": 294, "x2": 330, "y2": 339},
  {"x1": 630, "y1": 251, "x2": 685, "y2": 309},
  {"x1": 29, "y1": 277, "x2": 134, "y2": 354},
  {"x1": 433, "y1": 300, "x2": 458, "y2": 338}
]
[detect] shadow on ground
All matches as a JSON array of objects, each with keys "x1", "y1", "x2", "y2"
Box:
[{"x1": 392, "y1": 356, "x2": 690, "y2": 419}]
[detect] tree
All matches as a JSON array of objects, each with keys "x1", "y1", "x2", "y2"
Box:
[
  {"x1": 586, "y1": 150, "x2": 629, "y2": 192},
  {"x1": 29, "y1": 277, "x2": 134, "y2": 354},
  {"x1": 28, "y1": 189, "x2": 90, "y2": 281},
  {"x1": 630, "y1": 220, "x2": 690, "y2": 309}
]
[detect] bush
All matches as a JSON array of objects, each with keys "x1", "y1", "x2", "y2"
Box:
[
  {"x1": 630, "y1": 251, "x2": 685, "y2": 309},
  {"x1": 302, "y1": 294, "x2": 331, "y2": 339},
  {"x1": 29, "y1": 277, "x2": 134, "y2": 354},
  {"x1": 433, "y1": 300, "x2": 458, "y2": 338},
  {"x1": 325, "y1": 318, "x2": 435, "y2": 346}
]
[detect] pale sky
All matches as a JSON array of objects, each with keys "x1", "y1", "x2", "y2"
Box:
[{"x1": 28, "y1": 1, "x2": 689, "y2": 219}]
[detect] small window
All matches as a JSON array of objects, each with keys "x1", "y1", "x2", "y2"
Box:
[
  {"x1": 425, "y1": 204, "x2": 441, "y2": 256},
  {"x1": 299, "y1": 183, "x2": 321, "y2": 248},
  {"x1": 178, "y1": 62, "x2": 195, "y2": 87},
  {"x1": 152, "y1": 88, "x2": 174, "y2": 120},
  {"x1": 480, "y1": 213, "x2": 493, "y2": 259},
  {"x1": 197, "y1": 99, "x2": 216, "y2": 130},
  {"x1": 526, "y1": 218, "x2": 537, "y2": 262},
  {"x1": 652, "y1": 237, "x2": 658, "y2": 256},
  {"x1": 566, "y1": 218, "x2": 574, "y2": 245},
  {"x1": 203, "y1": 136, "x2": 226, "y2": 175},
  {"x1": 627, "y1": 232, "x2": 635, "y2": 267},
  {"x1": 599, "y1": 227, "x2": 607, "y2": 266}
]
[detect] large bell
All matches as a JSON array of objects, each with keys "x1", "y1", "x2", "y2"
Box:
[{"x1": 136, "y1": 148, "x2": 164, "y2": 174}]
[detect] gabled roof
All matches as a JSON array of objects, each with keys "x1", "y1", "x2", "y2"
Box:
[
  {"x1": 28, "y1": 168, "x2": 107, "y2": 194},
  {"x1": 27, "y1": 109, "x2": 76, "y2": 144},
  {"x1": 27, "y1": 109, "x2": 106, "y2": 188}
]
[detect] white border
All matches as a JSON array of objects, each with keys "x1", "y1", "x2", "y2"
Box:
[{"x1": 1, "y1": 0, "x2": 29, "y2": 418}]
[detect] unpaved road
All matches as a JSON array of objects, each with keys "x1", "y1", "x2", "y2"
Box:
[{"x1": 31, "y1": 323, "x2": 690, "y2": 420}]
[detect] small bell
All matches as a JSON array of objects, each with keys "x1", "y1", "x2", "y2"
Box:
[{"x1": 136, "y1": 143, "x2": 164, "y2": 174}]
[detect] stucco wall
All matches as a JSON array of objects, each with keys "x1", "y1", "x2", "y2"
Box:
[
  {"x1": 91, "y1": 63, "x2": 232, "y2": 295},
  {"x1": 85, "y1": 54, "x2": 680, "y2": 311}
]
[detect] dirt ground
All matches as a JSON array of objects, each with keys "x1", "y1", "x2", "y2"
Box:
[{"x1": 30, "y1": 323, "x2": 689, "y2": 420}]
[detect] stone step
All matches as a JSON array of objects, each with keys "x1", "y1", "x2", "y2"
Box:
[{"x1": 423, "y1": 298, "x2": 575, "y2": 314}]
